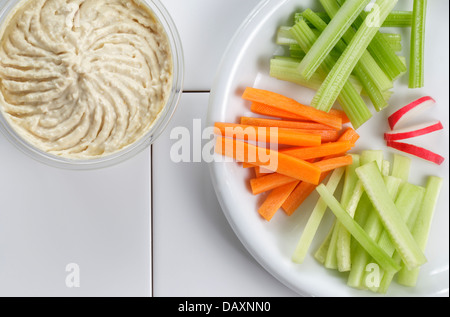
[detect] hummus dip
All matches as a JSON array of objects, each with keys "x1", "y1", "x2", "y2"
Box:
[{"x1": 0, "y1": 0, "x2": 173, "y2": 159}]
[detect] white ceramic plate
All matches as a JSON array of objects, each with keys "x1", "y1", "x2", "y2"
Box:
[{"x1": 207, "y1": 0, "x2": 449, "y2": 297}]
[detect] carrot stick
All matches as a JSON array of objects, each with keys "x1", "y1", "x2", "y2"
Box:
[
  {"x1": 250, "y1": 102, "x2": 350, "y2": 126},
  {"x1": 314, "y1": 155, "x2": 353, "y2": 172},
  {"x1": 282, "y1": 174, "x2": 329, "y2": 216},
  {"x1": 281, "y1": 142, "x2": 354, "y2": 160},
  {"x1": 215, "y1": 136, "x2": 322, "y2": 185},
  {"x1": 249, "y1": 155, "x2": 353, "y2": 195},
  {"x1": 251, "y1": 102, "x2": 308, "y2": 120},
  {"x1": 250, "y1": 173, "x2": 298, "y2": 195},
  {"x1": 214, "y1": 122, "x2": 322, "y2": 147},
  {"x1": 254, "y1": 167, "x2": 264, "y2": 178},
  {"x1": 338, "y1": 127, "x2": 360, "y2": 144},
  {"x1": 281, "y1": 129, "x2": 358, "y2": 215},
  {"x1": 330, "y1": 109, "x2": 351, "y2": 124},
  {"x1": 242, "y1": 87, "x2": 342, "y2": 130},
  {"x1": 258, "y1": 181, "x2": 299, "y2": 221},
  {"x1": 240, "y1": 117, "x2": 334, "y2": 130}
]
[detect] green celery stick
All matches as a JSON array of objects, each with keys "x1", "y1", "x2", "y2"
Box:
[
  {"x1": 270, "y1": 58, "x2": 326, "y2": 91},
  {"x1": 316, "y1": 184, "x2": 401, "y2": 274},
  {"x1": 378, "y1": 186, "x2": 425, "y2": 293},
  {"x1": 335, "y1": 155, "x2": 363, "y2": 272},
  {"x1": 409, "y1": 0, "x2": 428, "y2": 88},
  {"x1": 270, "y1": 58, "x2": 364, "y2": 94},
  {"x1": 298, "y1": 0, "x2": 371, "y2": 80},
  {"x1": 296, "y1": 10, "x2": 412, "y2": 28},
  {"x1": 314, "y1": 222, "x2": 335, "y2": 264},
  {"x1": 311, "y1": 0, "x2": 399, "y2": 112},
  {"x1": 372, "y1": 184, "x2": 425, "y2": 293},
  {"x1": 347, "y1": 175, "x2": 402, "y2": 289},
  {"x1": 336, "y1": 0, "x2": 407, "y2": 81},
  {"x1": 381, "y1": 33, "x2": 403, "y2": 52},
  {"x1": 317, "y1": 1, "x2": 393, "y2": 93},
  {"x1": 356, "y1": 161, "x2": 427, "y2": 270},
  {"x1": 377, "y1": 10, "x2": 413, "y2": 27},
  {"x1": 276, "y1": 26, "x2": 297, "y2": 45},
  {"x1": 391, "y1": 154, "x2": 412, "y2": 182},
  {"x1": 289, "y1": 19, "x2": 372, "y2": 128},
  {"x1": 292, "y1": 167, "x2": 346, "y2": 264},
  {"x1": 397, "y1": 176, "x2": 443, "y2": 287},
  {"x1": 333, "y1": 150, "x2": 383, "y2": 274},
  {"x1": 301, "y1": 9, "x2": 390, "y2": 114}
]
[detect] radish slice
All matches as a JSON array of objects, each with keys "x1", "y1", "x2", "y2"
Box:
[
  {"x1": 388, "y1": 96, "x2": 436, "y2": 130},
  {"x1": 384, "y1": 121, "x2": 444, "y2": 141},
  {"x1": 386, "y1": 141, "x2": 445, "y2": 165}
]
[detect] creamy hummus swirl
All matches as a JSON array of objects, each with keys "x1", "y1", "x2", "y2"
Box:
[{"x1": 0, "y1": 0, "x2": 173, "y2": 159}]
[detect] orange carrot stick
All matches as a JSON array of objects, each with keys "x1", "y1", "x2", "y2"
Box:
[
  {"x1": 240, "y1": 117, "x2": 334, "y2": 130},
  {"x1": 314, "y1": 155, "x2": 353, "y2": 172},
  {"x1": 281, "y1": 157, "x2": 354, "y2": 216},
  {"x1": 281, "y1": 129, "x2": 358, "y2": 215},
  {"x1": 249, "y1": 155, "x2": 353, "y2": 195},
  {"x1": 242, "y1": 87, "x2": 342, "y2": 130},
  {"x1": 338, "y1": 127, "x2": 360, "y2": 144},
  {"x1": 281, "y1": 142, "x2": 354, "y2": 161},
  {"x1": 214, "y1": 122, "x2": 322, "y2": 147},
  {"x1": 282, "y1": 174, "x2": 329, "y2": 216},
  {"x1": 215, "y1": 136, "x2": 322, "y2": 185},
  {"x1": 258, "y1": 181, "x2": 299, "y2": 221},
  {"x1": 250, "y1": 173, "x2": 297, "y2": 195}
]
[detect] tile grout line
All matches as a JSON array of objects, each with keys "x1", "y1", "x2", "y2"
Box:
[
  {"x1": 150, "y1": 145, "x2": 154, "y2": 297},
  {"x1": 150, "y1": 89, "x2": 211, "y2": 297}
]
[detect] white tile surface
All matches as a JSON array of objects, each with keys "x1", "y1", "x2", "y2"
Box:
[
  {"x1": 161, "y1": 0, "x2": 264, "y2": 91},
  {"x1": 152, "y1": 93, "x2": 298, "y2": 297},
  {"x1": 0, "y1": 135, "x2": 152, "y2": 297}
]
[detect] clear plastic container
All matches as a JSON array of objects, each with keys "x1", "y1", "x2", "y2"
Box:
[{"x1": 0, "y1": 0, "x2": 184, "y2": 170}]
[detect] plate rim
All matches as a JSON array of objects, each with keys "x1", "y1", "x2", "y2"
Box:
[{"x1": 207, "y1": 0, "x2": 449, "y2": 297}]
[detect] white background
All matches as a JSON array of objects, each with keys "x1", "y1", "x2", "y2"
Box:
[{"x1": 0, "y1": 0, "x2": 448, "y2": 297}]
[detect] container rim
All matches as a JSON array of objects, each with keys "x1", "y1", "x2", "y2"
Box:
[{"x1": 0, "y1": 0, "x2": 185, "y2": 170}]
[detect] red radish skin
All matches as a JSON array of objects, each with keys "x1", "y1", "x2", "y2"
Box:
[
  {"x1": 384, "y1": 121, "x2": 444, "y2": 141},
  {"x1": 388, "y1": 96, "x2": 436, "y2": 130},
  {"x1": 386, "y1": 141, "x2": 445, "y2": 165}
]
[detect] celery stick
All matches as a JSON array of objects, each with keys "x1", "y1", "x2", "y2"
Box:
[
  {"x1": 391, "y1": 154, "x2": 412, "y2": 182},
  {"x1": 276, "y1": 26, "x2": 297, "y2": 45},
  {"x1": 289, "y1": 44, "x2": 306, "y2": 59},
  {"x1": 335, "y1": 156, "x2": 362, "y2": 272},
  {"x1": 311, "y1": 0, "x2": 398, "y2": 112},
  {"x1": 336, "y1": 181, "x2": 364, "y2": 272},
  {"x1": 336, "y1": 0, "x2": 407, "y2": 81},
  {"x1": 324, "y1": 221, "x2": 339, "y2": 269},
  {"x1": 302, "y1": 9, "x2": 390, "y2": 112},
  {"x1": 298, "y1": 0, "x2": 371, "y2": 80},
  {"x1": 397, "y1": 176, "x2": 443, "y2": 287},
  {"x1": 347, "y1": 175, "x2": 402, "y2": 289},
  {"x1": 335, "y1": 151, "x2": 383, "y2": 274},
  {"x1": 319, "y1": 1, "x2": 393, "y2": 93},
  {"x1": 361, "y1": 150, "x2": 384, "y2": 169},
  {"x1": 316, "y1": 184, "x2": 401, "y2": 274},
  {"x1": 295, "y1": 12, "x2": 331, "y2": 25},
  {"x1": 289, "y1": 19, "x2": 372, "y2": 128},
  {"x1": 371, "y1": 184, "x2": 425, "y2": 293},
  {"x1": 378, "y1": 187, "x2": 425, "y2": 293},
  {"x1": 270, "y1": 58, "x2": 363, "y2": 94},
  {"x1": 356, "y1": 161, "x2": 427, "y2": 270},
  {"x1": 314, "y1": 222, "x2": 335, "y2": 264},
  {"x1": 378, "y1": 11, "x2": 413, "y2": 27},
  {"x1": 409, "y1": 0, "x2": 428, "y2": 88},
  {"x1": 381, "y1": 33, "x2": 403, "y2": 53},
  {"x1": 297, "y1": 11, "x2": 412, "y2": 28},
  {"x1": 270, "y1": 58, "x2": 326, "y2": 91},
  {"x1": 292, "y1": 167, "x2": 345, "y2": 264}
]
